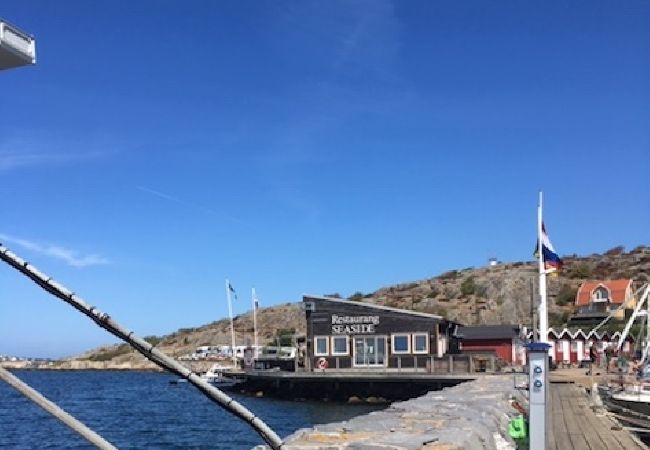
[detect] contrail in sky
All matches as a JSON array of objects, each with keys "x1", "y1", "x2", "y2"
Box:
[{"x1": 136, "y1": 186, "x2": 242, "y2": 224}]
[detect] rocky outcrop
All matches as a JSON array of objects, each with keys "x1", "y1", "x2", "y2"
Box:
[{"x1": 75, "y1": 246, "x2": 649, "y2": 366}]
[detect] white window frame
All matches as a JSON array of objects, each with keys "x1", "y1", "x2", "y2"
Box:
[
  {"x1": 314, "y1": 336, "x2": 329, "y2": 356},
  {"x1": 391, "y1": 333, "x2": 411, "y2": 354},
  {"x1": 352, "y1": 335, "x2": 388, "y2": 368},
  {"x1": 412, "y1": 333, "x2": 429, "y2": 354},
  {"x1": 330, "y1": 335, "x2": 349, "y2": 356}
]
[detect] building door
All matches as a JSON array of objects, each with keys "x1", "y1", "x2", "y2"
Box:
[{"x1": 354, "y1": 336, "x2": 386, "y2": 367}]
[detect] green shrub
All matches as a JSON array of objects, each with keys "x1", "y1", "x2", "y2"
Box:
[
  {"x1": 144, "y1": 335, "x2": 163, "y2": 346},
  {"x1": 267, "y1": 328, "x2": 295, "y2": 346},
  {"x1": 573, "y1": 263, "x2": 592, "y2": 278},
  {"x1": 475, "y1": 284, "x2": 488, "y2": 298},
  {"x1": 460, "y1": 277, "x2": 476, "y2": 296},
  {"x1": 348, "y1": 292, "x2": 364, "y2": 301},
  {"x1": 555, "y1": 285, "x2": 577, "y2": 306},
  {"x1": 89, "y1": 344, "x2": 131, "y2": 361}
]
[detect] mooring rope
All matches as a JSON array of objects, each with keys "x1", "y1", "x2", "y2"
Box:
[
  {"x1": 0, "y1": 244, "x2": 284, "y2": 450},
  {"x1": 0, "y1": 366, "x2": 118, "y2": 450}
]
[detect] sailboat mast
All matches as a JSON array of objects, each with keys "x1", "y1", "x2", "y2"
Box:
[
  {"x1": 225, "y1": 279, "x2": 236, "y2": 366},
  {"x1": 252, "y1": 287, "x2": 259, "y2": 357}
]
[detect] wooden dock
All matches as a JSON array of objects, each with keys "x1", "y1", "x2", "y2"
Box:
[{"x1": 550, "y1": 382, "x2": 647, "y2": 450}]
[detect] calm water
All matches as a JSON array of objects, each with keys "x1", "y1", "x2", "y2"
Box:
[{"x1": 0, "y1": 371, "x2": 383, "y2": 449}]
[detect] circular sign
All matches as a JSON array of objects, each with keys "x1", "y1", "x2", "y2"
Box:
[{"x1": 316, "y1": 357, "x2": 328, "y2": 369}]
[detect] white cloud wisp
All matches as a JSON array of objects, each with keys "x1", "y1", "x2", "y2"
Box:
[{"x1": 0, "y1": 233, "x2": 110, "y2": 268}]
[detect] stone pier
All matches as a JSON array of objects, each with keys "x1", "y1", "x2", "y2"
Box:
[{"x1": 256, "y1": 375, "x2": 525, "y2": 450}]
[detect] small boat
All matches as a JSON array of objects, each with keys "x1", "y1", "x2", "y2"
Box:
[
  {"x1": 609, "y1": 383, "x2": 650, "y2": 417},
  {"x1": 201, "y1": 363, "x2": 240, "y2": 386},
  {"x1": 169, "y1": 363, "x2": 242, "y2": 386}
]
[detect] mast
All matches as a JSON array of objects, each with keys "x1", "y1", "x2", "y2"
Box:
[
  {"x1": 538, "y1": 191, "x2": 549, "y2": 345},
  {"x1": 225, "y1": 279, "x2": 236, "y2": 366},
  {"x1": 252, "y1": 287, "x2": 259, "y2": 357}
]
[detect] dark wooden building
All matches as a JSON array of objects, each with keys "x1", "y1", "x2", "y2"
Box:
[{"x1": 303, "y1": 295, "x2": 460, "y2": 372}]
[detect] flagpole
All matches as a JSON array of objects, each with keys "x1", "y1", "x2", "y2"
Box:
[
  {"x1": 252, "y1": 287, "x2": 259, "y2": 358},
  {"x1": 225, "y1": 279, "x2": 236, "y2": 366},
  {"x1": 538, "y1": 191, "x2": 548, "y2": 345}
]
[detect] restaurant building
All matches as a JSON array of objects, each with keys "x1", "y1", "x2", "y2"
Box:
[{"x1": 303, "y1": 295, "x2": 460, "y2": 371}]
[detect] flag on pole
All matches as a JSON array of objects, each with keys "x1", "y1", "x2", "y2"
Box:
[
  {"x1": 228, "y1": 282, "x2": 237, "y2": 300},
  {"x1": 534, "y1": 222, "x2": 562, "y2": 273},
  {"x1": 253, "y1": 293, "x2": 260, "y2": 310}
]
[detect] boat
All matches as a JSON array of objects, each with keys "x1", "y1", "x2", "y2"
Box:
[
  {"x1": 169, "y1": 363, "x2": 243, "y2": 386},
  {"x1": 201, "y1": 363, "x2": 242, "y2": 386},
  {"x1": 609, "y1": 383, "x2": 650, "y2": 417},
  {"x1": 598, "y1": 284, "x2": 650, "y2": 433}
]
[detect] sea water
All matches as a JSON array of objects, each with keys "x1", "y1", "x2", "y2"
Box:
[{"x1": 0, "y1": 370, "x2": 383, "y2": 449}]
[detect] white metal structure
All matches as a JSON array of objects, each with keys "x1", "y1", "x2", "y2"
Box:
[
  {"x1": 0, "y1": 19, "x2": 36, "y2": 70},
  {"x1": 617, "y1": 284, "x2": 650, "y2": 358}
]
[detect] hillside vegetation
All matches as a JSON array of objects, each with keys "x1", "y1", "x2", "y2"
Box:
[{"x1": 61, "y1": 245, "x2": 649, "y2": 369}]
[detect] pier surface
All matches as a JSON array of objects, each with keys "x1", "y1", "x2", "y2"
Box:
[{"x1": 549, "y1": 382, "x2": 646, "y2": 450}]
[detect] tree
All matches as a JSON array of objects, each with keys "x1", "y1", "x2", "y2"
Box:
[{"x1": 348, "y1": 292, "x2": 364, "y2": 301}]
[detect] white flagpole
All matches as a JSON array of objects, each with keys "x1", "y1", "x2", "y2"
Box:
[
  {"x1": 225, "y1": 279, "x2": 236, "y2": 366},
  {"x1": 538, "y1": 192, "x2": 548, "y2": 345},
  {"x1": 252, "y1": 287, "x2": 259, "y2": 358}
]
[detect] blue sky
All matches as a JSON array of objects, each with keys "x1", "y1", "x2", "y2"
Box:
[{"x1": 1, "y1": 1, "x2": 648, "y2": 358}]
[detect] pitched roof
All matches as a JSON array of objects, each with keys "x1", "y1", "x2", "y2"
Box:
[
  {"x1": 575, "y1": 279, "x2": 632, "y2": 306},
  {"x1": 303, "y1": 294, "x2": 444, "y2": 320},
  {"x1": 457, "y1": 325, "x2": 520, "y2": 340}
]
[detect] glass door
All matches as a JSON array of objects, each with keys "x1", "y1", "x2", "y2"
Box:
[{"x1": 353, "y1": 336, "x2": 386, "y2": 367}]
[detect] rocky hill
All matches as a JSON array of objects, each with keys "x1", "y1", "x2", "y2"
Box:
[{"x1": 61, "y1": 245, "x2": 649, "y2": 369}]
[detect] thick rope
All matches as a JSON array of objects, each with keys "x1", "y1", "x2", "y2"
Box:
[{"x1": 0, "y1": 244, "x2": 284, "y2": 449}]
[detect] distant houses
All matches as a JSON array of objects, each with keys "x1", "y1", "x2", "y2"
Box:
[
  {"x1": 570, "y1": 279, "x2": 636, "y2": 324},
  {"x1": 530, "y1": 327, "x2": 634, "y2": 366}
]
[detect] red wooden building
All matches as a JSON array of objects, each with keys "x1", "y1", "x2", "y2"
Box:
[{"x1": 457, "y1": 325, "x2": 525, "y2": 365}]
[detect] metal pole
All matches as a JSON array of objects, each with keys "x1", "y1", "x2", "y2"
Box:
[
  {"x1": 538, "y1": 191, "x2": 548, "y2": 345},
  {"x1": 252, "y1": 287, "x2": 259, "y2": 358},
  {"x1": 530, "y1": 278, "x2": 536, "y2": 342},
  {"x1": 0, "y1": 366, "x2": 117, "y2": 450},
  {"x1": 0, "y1": 246, "x2": 283, "y2": 449},
  {"x1": 226, "y1": 279, "x2": 237, "y2": 366}
]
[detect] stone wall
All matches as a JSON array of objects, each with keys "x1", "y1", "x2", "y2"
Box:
[{"x1": 256, "y1": 375, "x2": 526, "y2": 450}]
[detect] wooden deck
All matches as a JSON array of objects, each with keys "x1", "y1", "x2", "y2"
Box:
[{"x1": 550, "y1": 382, "x2": 647, "y2": 450}]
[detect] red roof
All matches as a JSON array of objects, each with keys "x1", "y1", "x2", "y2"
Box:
[{"x1": 575, "y1": 279, "x2": 632, "y2": 306}]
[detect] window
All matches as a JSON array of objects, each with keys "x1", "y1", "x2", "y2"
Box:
[
  {"x1": 593, "y1": 287, "x2": 609, "y2": 302},
  {"x1": 314, "y1": 336, "x2": 329, "y2": 356},
  {"x1": 412, "y1": 333, "x2": 429, "y2": 354},
  {"x1": 391, "y1": 334, "x2": 410, "y2": 354},
  {"x1": 331, "y1": 336, "x2": 349, "y2": 356}
]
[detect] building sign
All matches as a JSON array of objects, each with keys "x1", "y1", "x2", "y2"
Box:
[{"x1": 331, "y1": 314, "x2": 380, "y2": 334}]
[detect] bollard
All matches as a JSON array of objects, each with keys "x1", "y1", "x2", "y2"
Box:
[{"x1": 528, "y1": 342, "x2": 551, "y2": 450}]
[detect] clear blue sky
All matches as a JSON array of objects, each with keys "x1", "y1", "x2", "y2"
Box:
[{"x1": 1, "y1": 1, "x2": 648, "y2": 358}]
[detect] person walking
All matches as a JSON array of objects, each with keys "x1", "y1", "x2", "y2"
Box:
[{"x1": 588, "y1": 344, "x2": 597, "y2": 376}]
